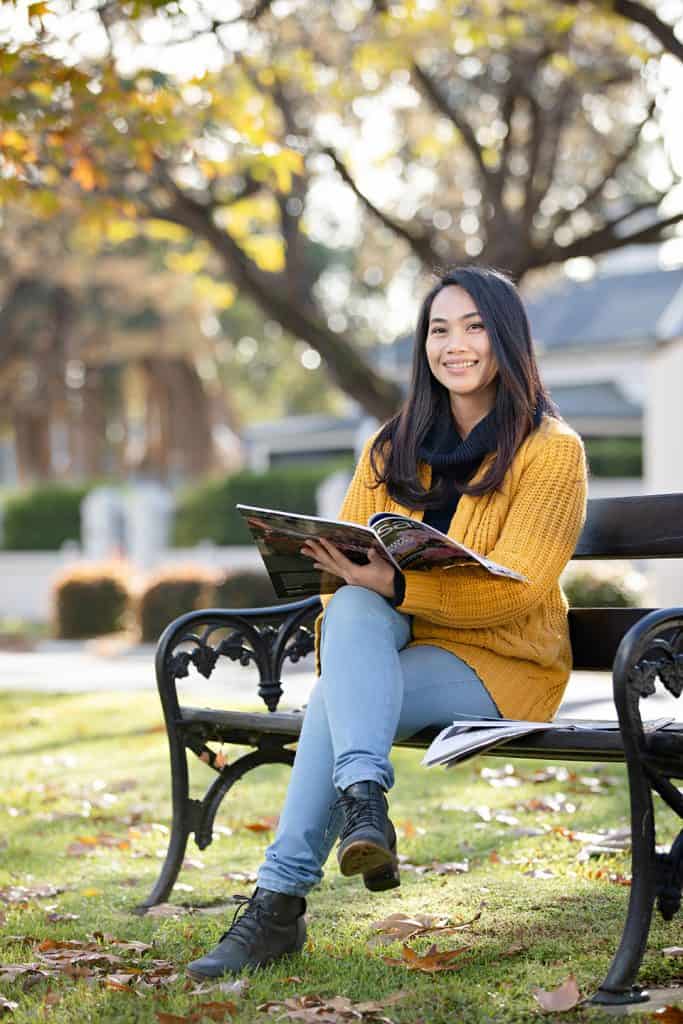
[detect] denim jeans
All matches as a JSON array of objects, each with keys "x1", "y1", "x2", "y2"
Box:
[{"x1": 256, "y1": 585, "x2": 500, "y2": 897}]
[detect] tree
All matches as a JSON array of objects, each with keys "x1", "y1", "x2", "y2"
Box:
[
  {"x1": 0, "y1": 208, "x2": 242, "y2": 481},
  {"x1": 1, "y1": 0, "x2": 682, "y2": 421}
]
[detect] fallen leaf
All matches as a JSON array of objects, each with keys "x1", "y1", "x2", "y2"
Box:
[
  {"x1": 532, "y1": 973, "x2": 581, "y2": 1012},
  {"x1": 243, "y1": 818, "x2": 278, "y2": 833},
  {"x1": 0, "y1": 885, "x2": 63, "y2": 904},
  {"x1": 648, "y1": 1008, "x2": 683, "y2": 1023},
  {"x1": 155, "y1": 1001, "x2": 236, "y2": 1024},
  {"x1": 0, "y1": 995, "x2": 18, "y2": 1015},
  {"x1": 382, "y1": 942, "x2": 470, "y2": 973},
  {"x1": 369, "y1": 910, "x2": 480, "y2": 947},
  {"x1": 257, "y1": 991, "x2": 403, "y2": 1021}
]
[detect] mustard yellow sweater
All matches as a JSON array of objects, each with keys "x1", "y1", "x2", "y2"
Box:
[{"x1": 316, "y1": 416, "x2": 588, "y2": 722}]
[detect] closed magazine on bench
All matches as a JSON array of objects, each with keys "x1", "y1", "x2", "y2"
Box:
[{"x1": 236, "y1": 503, "x2": 527, "y2": 599}]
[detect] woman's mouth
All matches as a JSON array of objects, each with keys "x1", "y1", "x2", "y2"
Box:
[{"x1": 443, "y1": 360, "x2": 477, "y2": 370}]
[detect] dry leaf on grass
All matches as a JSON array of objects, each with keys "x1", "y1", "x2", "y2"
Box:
[
  {"x1": 663, "y1": 948, "x2": 683, "y2": 957},
  {"x1": 368, "y1": 911, "x2": 481, "y2": 948},
  {"x1": 187, "y1": 979, "x2": 249, "y2": 998},
  {"x1": 0, "y1": 935, "x2": 177, "y2": 993},
  {"x1": 156, "y1": 1002, "x2": 237, "y2": 1023},
  {"x1": 45, "y1": 912, "x2": 79, "y2": 923},
  {"x1": 532, "y1": 974, "x2": 582, "y2": 1012},
  {"x1": 382, "y1": 943, "x2": 470, "y2": 973},
  {"x1": 647, "y1": 1007, "x2": 683, "y2": 1023},
  {"x1": 0, "y1": 885, "x2": 63, "y2": 905},
  {"x1": 258, "y1": 990, "x2": 406, "y2": 1022},
  {"x1": 0, "y1": 995, "x2": 18, "y2": 1016},
  {"x1": 243, "y1": 817, "x2": 279, "y2": 833}
]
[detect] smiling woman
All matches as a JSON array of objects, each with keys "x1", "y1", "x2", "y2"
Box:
[{"x1": 187, "y1": 265, "x2": 589, "y2": 981}]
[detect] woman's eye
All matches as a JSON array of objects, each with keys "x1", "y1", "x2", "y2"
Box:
[{"x1": 467, "y1": 322, "x2": 484, "y2": 331}]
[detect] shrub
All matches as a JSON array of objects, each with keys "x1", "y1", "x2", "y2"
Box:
[
  {"x1": 2, "y1": 482, "x2": 91, "y2": 550},
  {"x1": 172, "y1": 461, "x2": 352, "y2": 547},
  {"x1": 584, "y1": 437, "x2": 642, "y2": 478},
  {"x1": 52, "y1": 562, "x2": 131, "y2": 639},
  {"x1": 138, "y1": 565, "x2": 216, "y2": 643},
  {"x1": 562, "y1": 562, "x2": 646, "y2": 607},
  {"x1": 213, "y1": 570, "x2": 286, "y2": 609}
]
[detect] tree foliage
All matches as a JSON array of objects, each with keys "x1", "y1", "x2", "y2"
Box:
[{"x1": 1, "y1": 0, "x2": 682, "y2": 420}]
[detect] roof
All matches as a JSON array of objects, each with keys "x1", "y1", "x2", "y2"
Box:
[
  {"x1": 525, "y1": 267, "x2": 683, "y2": 350},
  {"x1": 549, "y1": 381, "x2": 641, "y2": 420},
  {"x1": 377, "y1": 266, "x2": 683, "y2": 369}
]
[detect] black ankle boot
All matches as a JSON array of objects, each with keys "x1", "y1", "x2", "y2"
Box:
[
  {"x1": 186, "y1": 888, "x2": 306, "y2": 978},
  {"x1": 363, "y1": 818, "x2": 400, "y2": 892},
  {"x1": 336, "y1": 781, "x2": 399, "y2": 885}
]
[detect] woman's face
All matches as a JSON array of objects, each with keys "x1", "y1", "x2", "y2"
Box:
[{"x1": 425, "y1": 284, "x2": 499, "y2": 417}]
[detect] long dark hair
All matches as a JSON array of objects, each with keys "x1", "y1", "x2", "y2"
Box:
[{"x1": 369, "y1": 265, "x2": 556, "y2": 508}]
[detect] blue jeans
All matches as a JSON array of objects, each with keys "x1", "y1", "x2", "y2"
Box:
[{"x1": 256, "y1": 585, "x2": 500, "y2": 897}]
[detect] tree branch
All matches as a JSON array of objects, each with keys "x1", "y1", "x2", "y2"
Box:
[
  {"x1": 410, "y1": 62, "x2": 493, "y2": 186},
  {"x1": 324, "y1": 146, "x2": 439, "y2": 267},
  {"x1": 548, "y1": 98, "x2": 656, "y2": 236},
  {"x1": 534, "y1": 209, "x2": 683, "y2": 266}
]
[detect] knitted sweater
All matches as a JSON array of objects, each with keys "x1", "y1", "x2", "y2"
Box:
[{"x1": 316, "y1": 415, "x2": 588, "y2": 722}]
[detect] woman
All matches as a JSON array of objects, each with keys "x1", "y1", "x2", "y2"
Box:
[{"x1": 187, "y1": 265, "x2": 588, "y2": 979}]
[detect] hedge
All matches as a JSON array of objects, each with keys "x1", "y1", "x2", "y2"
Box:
[
  {"x1": 138, "y1": 565, "x2": 217, "y2": 643},
  {"x1": 52, "y1": 563, "x2": 131, "y2": 639},
  {"x1": 584, "y1": 437, "x2": 642, "y2": 478},
  {"x1": 561, "y1": 563, "x2": 646, "y2": 607},
  {"x1": 172, "y1": 461, "x2": 351, "y2": 547},
  {"x1": 2, "y1": 482, "x2": 91, "y2": 550}
]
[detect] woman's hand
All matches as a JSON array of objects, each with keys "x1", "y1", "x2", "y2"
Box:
[{"x1": 300, "y1": 538, "x2": 397, "y2": 600}]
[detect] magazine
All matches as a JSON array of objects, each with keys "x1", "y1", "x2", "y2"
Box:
[
  {"x1": 421, "y1": 716, "x2": 675, "y2": 769},
  {"x1": 236, "y1": 504, "x2": 526, "y2": 599}
]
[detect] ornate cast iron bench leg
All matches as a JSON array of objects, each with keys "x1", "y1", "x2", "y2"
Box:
[
  {"x1": 138, "y1": 598, "x2": 320, "y2": 913},
  {"x1": 593, "y1": 608, "x2": 683, "y2": 1005}
]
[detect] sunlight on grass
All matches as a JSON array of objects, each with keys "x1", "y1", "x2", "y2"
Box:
[{"x1": 1, "y1": 690, "x2": 682, "y2": 1023}]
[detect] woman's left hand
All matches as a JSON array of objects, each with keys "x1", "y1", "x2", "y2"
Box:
[{"x1": 300, "y1": 538, "x2": 397, "y2": 600}]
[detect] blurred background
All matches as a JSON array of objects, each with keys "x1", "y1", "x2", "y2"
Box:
[{"x1": 1, "y1": 0, "x2": 682, "y2": 648}]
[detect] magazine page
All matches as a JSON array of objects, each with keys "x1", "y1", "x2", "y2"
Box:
[
  {"x1": 369, "y1": 512, "x2": 527, "y2": 580},
  {"x1": 422, "y1": 721, "x2": 552, "y2": 768},
  {"x1": 236, "y1": 505, "x2": 394, "y2": 599}
]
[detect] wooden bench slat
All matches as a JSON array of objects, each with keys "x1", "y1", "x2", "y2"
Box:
[
  {"x1": 178, "y1": 706, "x2": 683, "y2": 768},
  {"x1": 575, "y1": 493, "x2": 683, "y2": 559}
]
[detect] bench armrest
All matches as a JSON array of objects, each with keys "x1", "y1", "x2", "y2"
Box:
[
  {"x1": 612, "y1": 607, "x2": 683, "y2": 788},
  {"x1": 154, "y1": 596, "x2": 322, "y2": 722}
]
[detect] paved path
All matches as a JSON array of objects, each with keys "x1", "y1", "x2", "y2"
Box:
[{"x1": 1, "y1": 642, "x2": 680, "y2": 722}]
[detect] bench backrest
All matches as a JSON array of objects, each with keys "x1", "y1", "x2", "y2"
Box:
[{"x1": 569, "y1": 492, "x2": 683, "y2": 670}]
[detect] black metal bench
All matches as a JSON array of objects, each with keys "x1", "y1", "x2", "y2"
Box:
[{"x1": 142, "y1": 492, "x2": 683, "y2": 1006}]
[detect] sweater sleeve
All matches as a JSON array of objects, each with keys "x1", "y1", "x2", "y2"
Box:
[
  {"x1": 319, "y1": 436, "x2": 385, "y2": 613},
  {"x1": 397, "y1": 432, "x2": 587, "y2": 629}
]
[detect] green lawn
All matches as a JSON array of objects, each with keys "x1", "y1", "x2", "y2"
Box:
[{"x1": 0, "y1": 689, "x2": 682, "y2": 1023}]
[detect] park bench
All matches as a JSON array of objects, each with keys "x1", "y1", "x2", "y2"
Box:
[{"x1": 141, "y1": 491, "x2": 683, "y2": 1006}]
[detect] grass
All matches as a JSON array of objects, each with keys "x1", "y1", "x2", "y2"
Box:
[{"x1": 1, "y1": 688, "x2": 682, "y2": 1023}]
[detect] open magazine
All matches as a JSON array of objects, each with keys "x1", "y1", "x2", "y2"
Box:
[
  {"x1": 236, "y1": 504, "x2": 527, "y2": 599},
  {"x1": 422, "y1": 717, "x2": 675, "y2": 768}
]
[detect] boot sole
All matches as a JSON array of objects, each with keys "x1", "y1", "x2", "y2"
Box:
[
  {"x1": 338, "y1": 839, "x2": 394, "y2": 877},
  {"x1": 364, "y1": 859, "x2": 401, "y2": 891}
]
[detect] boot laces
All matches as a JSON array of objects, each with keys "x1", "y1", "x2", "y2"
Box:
[
  {"x1": 218, "y1": 894, "x2": 268, "y2": 948},
  {"x1": 336, "y1": 790, "x2": 385, "y2": 839}
]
